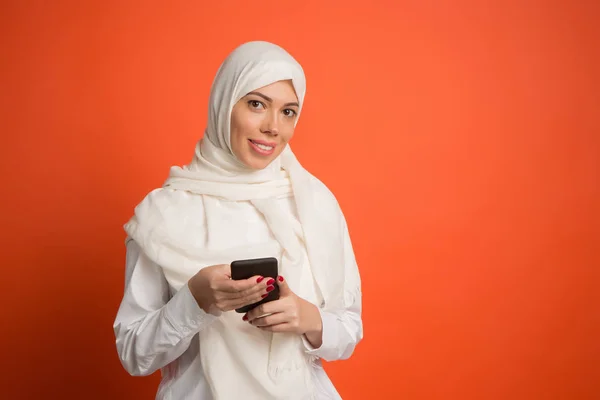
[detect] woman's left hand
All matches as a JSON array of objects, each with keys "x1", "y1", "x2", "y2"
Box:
[{"x1": 244, "y1": 276, "x2": 323, "y2": 348}]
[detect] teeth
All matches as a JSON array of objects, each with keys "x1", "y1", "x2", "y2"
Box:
[{"x1": 252, "y1": 141, "x2": 273, "y2": 151}]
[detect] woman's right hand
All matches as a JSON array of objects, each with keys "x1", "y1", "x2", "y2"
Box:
[{"x1": 188, "y1": 264, "x2": 275, "y2": 314}]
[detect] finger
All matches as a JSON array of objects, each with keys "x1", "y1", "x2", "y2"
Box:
[
  {"x1": 212, "y1": 280, "x2": 265, "y2": 312},
  {"x1": 217, "y1": 292, "x2": 265, "y2": 312},
  {"x1": 223, "y1": 278, "x2": 275, "y2": 305},
  {"x1": 225, "y1": 287, "x2": 270, "y2": 311},
  {"x1": 234, "y1": 276, "x2": 276, "y2": 299},
  {"x1": 246, "y1": 298, "x2": 287, "y2": 321},
  {"x1": 214, "y1": 275, "x2": 263, "y2": 294},
  {"x1": 249, "y1": 311, "x2": 288, "y2": 327},
  {"x1": 223, "y1": 276, "x2": 275, "y2": 306},
  {"x1": 258, "y1": 322, "x2": 294, "y2": 333},
  {"x1": 276, "y1": 275, "x2": 292, "y2": 297}
]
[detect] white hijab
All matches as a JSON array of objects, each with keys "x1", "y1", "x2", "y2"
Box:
[{"x1": 124, "y1": 41, "x2": 360, "y2": 399}]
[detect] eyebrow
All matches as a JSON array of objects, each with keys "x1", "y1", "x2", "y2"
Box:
[{"x1": 246, "y1": 91, "x2": 299, "y2": 108}]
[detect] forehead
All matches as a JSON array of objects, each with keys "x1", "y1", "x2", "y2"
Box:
[{"x1": 247, "y1": 80, "x2": 298, "y2": 102}]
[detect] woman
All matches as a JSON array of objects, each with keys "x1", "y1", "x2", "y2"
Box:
[{"x1": 113, "y1": 41, "x2": 363, "y2": 400}]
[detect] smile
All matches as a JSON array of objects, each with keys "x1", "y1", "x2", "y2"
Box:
[{"x1": 248, "y1": 139, "x2": 276, "y2": 155}]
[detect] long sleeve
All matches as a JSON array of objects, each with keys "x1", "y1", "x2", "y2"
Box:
[
  {"x1": 303, "y1": 294, "x2": 363, "y2": 361},
  {"x1": 113, "y1": 238, "x2": 218, "y2": 376},
  {"x1": 302, "y1": 216, "x2": 364, "y2": 361}
]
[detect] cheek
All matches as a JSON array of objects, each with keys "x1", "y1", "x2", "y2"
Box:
[
  {"x1": 230, "y1": 115, "x2": 250, "y2": 151},
  {"x1": 232, "y1": 114, "x2": 261, "y2": 140}
]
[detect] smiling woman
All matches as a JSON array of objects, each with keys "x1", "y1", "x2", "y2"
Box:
[
  {"x1": 113, "y1": 41, "x2": 363, "y2": 400},
  {"x1": 231, "y1": 80, "x2": 300, "y2": 169}
]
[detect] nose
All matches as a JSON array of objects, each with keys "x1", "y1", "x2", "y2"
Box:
[{"x1": 260, "y1": 111, "x2": 279, "y2": 136}]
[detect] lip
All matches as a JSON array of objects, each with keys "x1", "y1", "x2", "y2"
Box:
[
  {"x1": 249, "y1": 138, "x2": 277, "y2": 147},
  {"x1": 248, "y1": 139, "x2": 276, "y2": 156}
]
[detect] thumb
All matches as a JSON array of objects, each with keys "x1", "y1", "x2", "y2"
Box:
[
  {"x1": 213, "y1": 264, "x2": 231, "y2": 279},
  {"x1": 277, "y1": 276, "x2": 293, "y2": 296}
]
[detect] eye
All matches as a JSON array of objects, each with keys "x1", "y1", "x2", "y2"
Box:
[
  {"x1": 283, "y1": 109, "x2": 297, "y2": 118},
  {"x1": 248, "y1": 100, "x2": 265, "y2": 110}
]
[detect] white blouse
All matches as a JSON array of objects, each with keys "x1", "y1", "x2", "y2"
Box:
[{"x1": 113, "y1": 196, "x2": 363, "y2": 399}]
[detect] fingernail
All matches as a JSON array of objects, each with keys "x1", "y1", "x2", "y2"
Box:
[
  {"x1": 256, "y1": 276, "x2": 264, "y2": 283},
  {"x1": 278, "y1": 276, "x2": 284, "y2": 282},
  {"x1": 242, "y1": 315, "x2": 248, "y2": 321},
  {"x1": 266, "y1": 285, "x2": 274, "y2": 292},
  {"x1": 266, "y1": 278, "x2": 275, "y2": 285},
  {"x1": 261, "y1": 294, "x2": 268, "y2": 298}
]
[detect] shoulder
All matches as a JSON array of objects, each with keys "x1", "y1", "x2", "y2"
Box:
[
  {"x1": 304, "y1": 170, "x2": 344, "y2": 217},
  {"x1": 135, "y1": 187, "x2": 202, "y2": 211},
  {"x1": 308, "y1": 174, "x2": 337, "y2": 202},
  {"x1": 128, "y1": 187, "x2": 207, "y2": 230}
]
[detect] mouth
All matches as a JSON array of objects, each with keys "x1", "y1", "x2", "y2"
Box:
[{"x1": 248, "y1": 139, "x2": 276, "y2": 155}]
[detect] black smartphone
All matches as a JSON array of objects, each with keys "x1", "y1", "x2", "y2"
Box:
[{"x1": 230, "y1": 257, "x2": 279, "y2": 313}]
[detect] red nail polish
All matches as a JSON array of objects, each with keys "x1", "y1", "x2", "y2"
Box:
[
  {"x1": 266, "y1": 285, "x2": 274, "y2": 292},
  {"x1": 256, "y1": 276, "x2": 264, "y2": 283},
  {"x1": 278, "y1": 276, "x2": 284, "y2": 282},
  {"x1": 242, "y1": 315, "x2": 248, "y2": 321},
  {"x1": 261, "y1": 294, "x2": 268, "y2": 298},
  {"x1": 266, "y1": 278, "x2": 275, "y2": 285}
]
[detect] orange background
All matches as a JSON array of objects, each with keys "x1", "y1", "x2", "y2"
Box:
[{"x1": 1, "y1": 1, "x2": 599, "y2": 399}]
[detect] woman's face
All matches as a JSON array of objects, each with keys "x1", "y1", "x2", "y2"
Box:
[{"x1": 230, "y1": 80, "x2": 299, "y2": 170}]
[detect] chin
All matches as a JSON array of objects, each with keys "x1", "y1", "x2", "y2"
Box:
[
  {"x1": 232, "y1": 140, "x2": 285, "y2": 170},
  {"x1": 243, "y1": 156, "x2": 274, "y2": 170}
]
